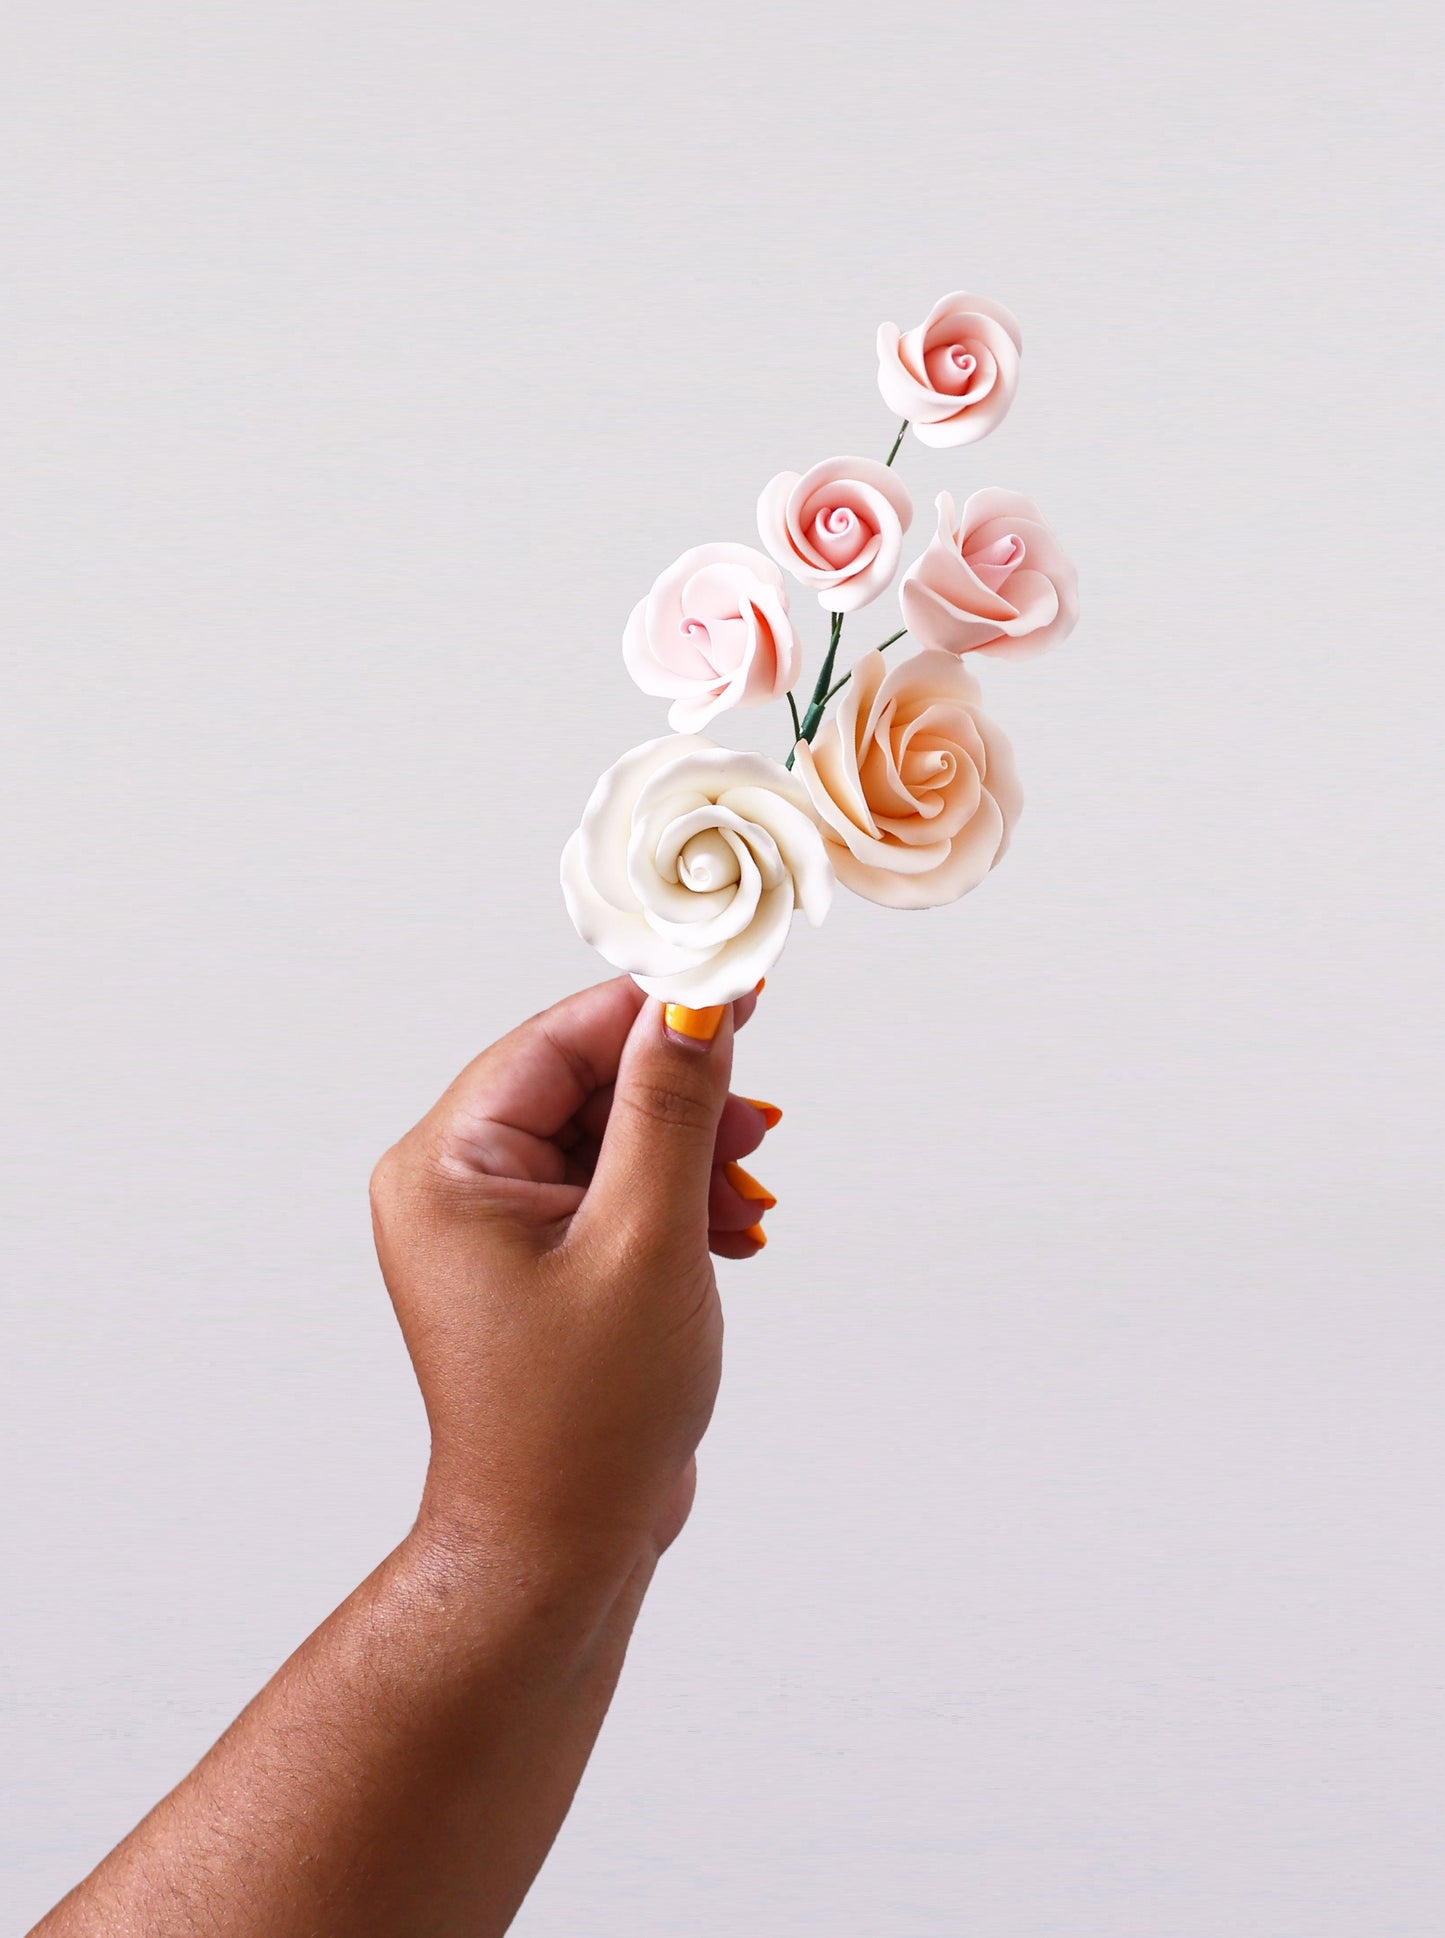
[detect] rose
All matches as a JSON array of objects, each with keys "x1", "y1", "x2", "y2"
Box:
[
  {"x1": 756, "y1": 456, "x2": 913, "y2": 612},
  {"x1": 622, "y1": 542, "x2": 803, "y2": 733},
  {"x1": 561, "y1": 734, "x2": 834, "y2": 1005},
  {"x1": 876, "y1": 292, "x2": 1022, "y2": 448},
  {"x1": 792, "y1": 649, "x2": 1021, "y2": 909},
  {"x1": 899, "y1": 489, "x2": 1078, "y2": 659}
]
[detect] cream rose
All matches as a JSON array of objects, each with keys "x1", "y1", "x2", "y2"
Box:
[
  {"x1": 622, "y1": 542, "x2": 802, "y2": 733},
  {"x1": 876, "y1": 292, "x2": 1022, "y2": 448},
  {"x1": 561, "y1": 734, "x2": 834, "y2": 1005},
  {"x1": 900, "y1": 489, "x2": 1078, "y2": 659},
  {"x1": 792, "y1": 649, "x2": 1021, "y2": 909},
  {"x1": 756, "y1": 456, "x2": 913, "y2": 612}
]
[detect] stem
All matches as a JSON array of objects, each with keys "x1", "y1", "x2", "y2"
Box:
[
  {"x1": 816, "y1": 630, "x2": 907, "y2": 709},
  {"x1": 802, "y1": 612, "x2": 844, "y2": 731},
  {"x1": 782, "y1": 424, "x2": 905, "y2": 763},
  {"x1": 786, "y1": 611, "x2": 844, "y2": 768}
]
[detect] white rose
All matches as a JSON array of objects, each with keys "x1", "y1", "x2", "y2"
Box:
[{"x1": 561, "y1": 735, "x2": 834, "y2": 1005}]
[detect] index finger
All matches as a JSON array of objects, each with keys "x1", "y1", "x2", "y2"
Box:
[
  {"x1": 427, "y1": 977, "x2": 645, "y2": 1166},
  {"x1": 419, "y1": 977, "x2": 760, "y2": 1184}
]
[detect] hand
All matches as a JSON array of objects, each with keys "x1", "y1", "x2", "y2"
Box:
[
  {"x1": 34, "y1": 981, "x2": 785, "y2": 1938},
  {"x1": 369, "y1": 977, "x2": 779, "y2": 1583}
]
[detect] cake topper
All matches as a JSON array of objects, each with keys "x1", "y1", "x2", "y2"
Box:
[{"x1": 562, "y1": 292, "x2": 1078, "y2": 1005}]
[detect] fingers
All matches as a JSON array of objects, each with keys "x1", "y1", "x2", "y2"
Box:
[
  {"x1": 730, "y1": 987, "x2": 761, "y2": 1035},
  {"x1": 578, "y1": 998, "x2": 736, "y2": 1253},
  {"x1": 413, "y1": 977, "x2": 764, "y2": 1187},
  {"x1": 710, "y1": 1226, "x2": 768, "y2": 1260},
  {"x1": 574, "y1": 1088, "x2": 775, "y2": 1164},
  {"x1": 558, "y1": 1146, "x2": 777, "y2": 1257},
  {"x1": 413, "y1": 978, "x2": 646, "y2": 1185},
  {"x1": 706, "y1": 1156, "x2": 774, "y2": 1261},
  {"x1": 393, "y1": 974, "x2": 779, "y2": 1277},
  {"x1": 714, "y1": 1094, "x2": 776, "y2": 1163},
  {"x1": 708, "y1": 1159, "x2": 776, "y2": 1230}
]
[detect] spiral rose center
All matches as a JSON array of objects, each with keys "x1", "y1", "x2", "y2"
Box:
[
  {"x1": 900, "y1": 744, "x2": 957, "y2": 794},
  {"x1": 923, "y1": 339, "x2": 982, "y2": 396},
  {"x1": 677, "y1": 827, "x2": 741, "y2": 894},
  {"x1": 966, "y1": 531, "x2": 1026, "y2": 594},
  {"x1": 809, "y1": 502, "x2": 870, "y2": 568}
]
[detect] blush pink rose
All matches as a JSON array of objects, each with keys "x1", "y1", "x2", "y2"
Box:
[
  {"x1": 756, "y1": 456, "x2": 913, "y2": 613},
  {"x1": 623, "y1": 542, "x2": 803, "y2": 733},
  {"x1": 792, "y1": 648, "x2": 1021, "y2": 909},
  {"x1": 900, "y1": 489, "x2": 1078, "y2": 659},
  {"x1": 876, "y1": 292, "x2": 1022, "y2": 448}
]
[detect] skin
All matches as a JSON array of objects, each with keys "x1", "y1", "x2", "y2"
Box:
[{"x1": 34, "y1": 976, "x2": 773, "y2": 1937}]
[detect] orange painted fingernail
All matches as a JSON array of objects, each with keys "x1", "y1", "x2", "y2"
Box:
[
  {"x1": 743, "y1": 1222, "x2": 768, "y2": 1247},
  {"x1": 754, "y1": 977, "x2": 766, "y2": 993},
  {"x1": 742, "y1": 1096, "x2": 783, "y2": 1130},
  {"x1": 725, "y1": 1160, "x2": 777, "y2": 1210},
  {"x1": 664, "y1": 1002, "x2": 726, "y2": 1042}
]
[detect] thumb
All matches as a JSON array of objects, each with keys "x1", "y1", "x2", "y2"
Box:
[{"x1": 580, "y1": 998, "x2": 736, "y2": 1251}]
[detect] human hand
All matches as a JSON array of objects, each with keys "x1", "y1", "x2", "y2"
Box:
[
  {"x1": 33, "y1": 984, "x2": 783, "y2": 1937},
  {"x1": 369, "y1": 978, "x2": 780, "y2": 1592}
]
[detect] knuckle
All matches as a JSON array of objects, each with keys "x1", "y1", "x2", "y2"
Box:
[
  {"x1": 371, "y1": 1127, "x2": 525, "y2": 1242},
  {"x1": 368, "y1": 1137, "x2": 434, "y2": 1231},
  {"x1": 620, "y1": 1074, "x2": 719, "y2": 1138},
  {"x1": 368, "y1": 1143, "x2": 404, "y2": 1220}
]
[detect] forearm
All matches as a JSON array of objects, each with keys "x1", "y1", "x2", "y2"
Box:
[
  {"x1": 35, "y1": 1525, "x2": 655, "y2": 1938},
  {"x1": 37, "y1": 980, "x2": 754, "y2": 1934}
]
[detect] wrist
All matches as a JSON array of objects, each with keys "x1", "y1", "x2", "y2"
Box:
[{"x1": 399, "y1": 1491, "x2": 658, "y2": 1662}]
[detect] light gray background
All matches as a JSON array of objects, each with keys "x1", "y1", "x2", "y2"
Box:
[{"x1": 3, "y1": 3, "x2": 1442, "y2": 1931}]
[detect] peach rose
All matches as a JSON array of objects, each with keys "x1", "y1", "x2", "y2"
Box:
[
  {"x1": 876, "y1": 292, "x2": 1022, "y2": 448},
  {"x1": 792, "y1": 649, "x2": 1021, "y2": 909},
  {"x1": 900, "y1": 489, "x2": 1078, "y2": 659},
  {"x1": 756, "y1": 456, "x2": 913, "y2": 612},
  {"x1": 623, "y1": 542, "x2": 802, "y2": 733},
  {"x1": 561, "y1": 734, "x2": 834, "y2": 1005}
]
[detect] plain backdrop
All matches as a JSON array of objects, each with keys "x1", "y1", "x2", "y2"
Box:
[{"x1": 3, "y1": 3, "x2": 1443, "y2": 1932}]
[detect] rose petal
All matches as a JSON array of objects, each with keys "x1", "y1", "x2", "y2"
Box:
[
  {"x1": 757, "y1": 457, "x2": 912, "y2": 613},
  {"x1": 794, "y1": 648, "x2": 1019, "y2": 907},
  {"x1": 561, "y1": 830, "x2": 710, "y2": 976},
  {"x1": 633, "y1": 878, "x2": 797, "y2": 1006}
]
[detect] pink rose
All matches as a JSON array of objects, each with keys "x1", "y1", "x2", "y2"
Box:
[
  {"x1": 756, "y1": 456, "x2": 913, "y2": 612},
  {"x1": 900, "y1": 489, "x2": 1078, "y2": 659},
  {"x1": 876, "y1": 292, "x2": 1022, "y2": 448},
  {"x1": 623, "y1": 542, "x2": 803, "y2": 733},
  {"x1": 793, "y1": 648, "x2": 1021, "y2": 909}
]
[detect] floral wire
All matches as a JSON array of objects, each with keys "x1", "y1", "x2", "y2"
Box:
[
  {"x1": 807, "y1": 612, "x2": 844, "y2": 716},
  {"x1": 787, "y1": 425, "x2": 907, "y2": 764},
  {"x1": 816, "y1": 629, "x2": 907, "y2": 709},
  {"x1": 785, "y1": 613, "x2": 842, "y2": 767}
]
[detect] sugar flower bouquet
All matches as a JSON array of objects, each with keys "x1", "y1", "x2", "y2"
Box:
[{"x1": 561, "y1": 292, "x2": 1078, "y2": 1016}]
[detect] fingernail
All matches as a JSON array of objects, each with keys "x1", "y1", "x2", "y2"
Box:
[
  {"x1": 743, "y1": 1096, "x2": 783, "y2": 1130},
  {"x1": 743, "y1": 1222, "x2": 768, "y2": 1248},
  {"x1": 664, "y1": 1001, "x2": 726, "y2": 1043},
  {"x1": 725, "y1": 1160, "x2": 777, "y2": 1210},
  {"x1": 754, "y1": 977, "x2": 766, "y2": 993}
]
